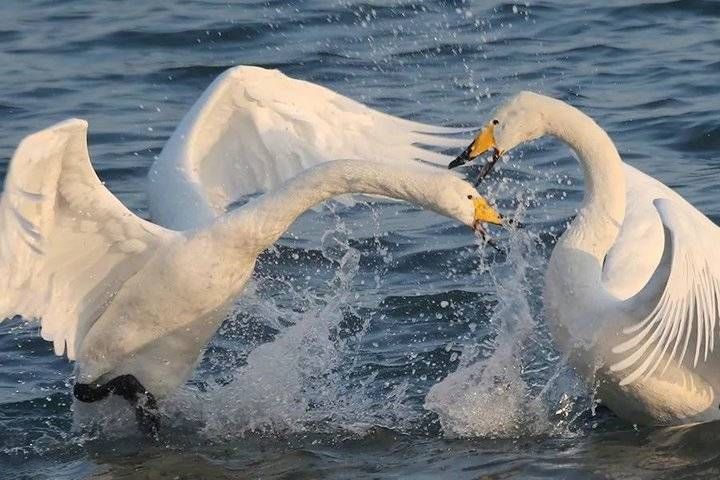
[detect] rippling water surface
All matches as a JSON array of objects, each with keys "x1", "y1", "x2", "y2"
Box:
[{"x1": 2, "y1": 1, "x2": 720, "y2": 479}]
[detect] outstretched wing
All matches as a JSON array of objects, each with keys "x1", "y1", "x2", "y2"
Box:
[
  {"x1": 0, "y1": 119, "x2": 176, "y2": 359},
  {"x1": 148, "y1": 65, "x2": 469, "y2": 230},
  {"x1": 611, "y1": 197, "x2": 720, "y2": 385}
]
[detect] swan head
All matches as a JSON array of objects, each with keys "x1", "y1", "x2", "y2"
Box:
[
  {"x1": 428, "y1": 174, "x2": 503, "y2": 236},
  {"x1": 448, "y1": 91, "x2": 547, "y2": 170}
]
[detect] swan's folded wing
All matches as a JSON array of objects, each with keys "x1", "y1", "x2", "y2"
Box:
[
  {"x1": 0, "y1": 119, "x2": 175, "y2": 359},
  {"x1": 611, "y1": 197, "x2": 720, "y2": 385},
  {"x1": 148, "y1": 65, "x2": 470, "y2": 230}
]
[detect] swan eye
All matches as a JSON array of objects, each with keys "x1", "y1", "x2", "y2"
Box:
[
  {"x1": 467, "y1": 195, "x2": 473, "y2": 200},
  {"x1": 492, "y1": 119, "x2": 499, "y2": 125}
]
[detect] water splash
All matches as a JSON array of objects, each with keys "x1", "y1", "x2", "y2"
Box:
[
  {"x1": 185, "y1": 218, "x2": 413, "y2": 439},
  {"x1": 424, "y1": 218, "x2": 545, "y2": 437},
  {"x1": 424, "y1": 187, "x2": 588, "y2": 438}
]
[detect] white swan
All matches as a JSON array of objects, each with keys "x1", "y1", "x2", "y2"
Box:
[
  {"x1": 0, "y1": 119, "x2": 501, "y2": 432},
  {"x1": 148, "y1": 65, "x2": 468, "y2": 230},
  {"x1": 451, "y1": 91, "x2": 720, "y2": 425}
]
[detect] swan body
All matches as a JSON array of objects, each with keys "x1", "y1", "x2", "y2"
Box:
[
  {"x1": 454, "y1": 92, "x2": 720, "y2": 425},
  {"x1": 0, "y1": 119, "x2": 498, "y2": 425},
  {"x1": 148, "y1": 65, "x2": 468, "y2": 230}
]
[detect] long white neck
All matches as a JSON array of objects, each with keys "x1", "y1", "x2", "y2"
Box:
[
  {"x1": 539, "y1": 97, "x2": 627, "y2": 351},
  {"x1": 212, "y1": 159, "x2": 456, "y2": 253},
  {"x1": 544, "y1": 98, "x2": 626, "y2": 263}
]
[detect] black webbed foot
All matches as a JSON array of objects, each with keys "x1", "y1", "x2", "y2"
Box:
[{"x1": 74, "y1": 374, "x2": 159, "y2": 437}]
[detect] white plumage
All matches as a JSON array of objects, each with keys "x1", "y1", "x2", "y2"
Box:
[
  {"x1": 457, "y1": 92, "x2": 720, "y2": 425},
  {"x1": 0, "y1": 119, "x2": 174, "y2": 360},
  {"x1": 148, "y1": 65, "x2": 468, "y2": 230},
  {"x1": 611, "y1": 195, "x2": 720, "y2": 387},
  {"x1": 0, "y1": 116, "x2": 496, "y2": 412}
]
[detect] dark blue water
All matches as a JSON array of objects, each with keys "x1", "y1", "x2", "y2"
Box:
[{"x1": 1, "y1": 1, "x2": 720, "y2": 479}]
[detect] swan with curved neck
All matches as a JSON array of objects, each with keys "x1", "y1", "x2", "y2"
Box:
[
  {"x1": 452, "y1": 92, "x2": 720, "y2": 425},
  {"x1": 0, "y1": 120, "x2": 502, "y2": 433}
]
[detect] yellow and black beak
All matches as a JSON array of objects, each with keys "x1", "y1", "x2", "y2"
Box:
[
  {"x1": 473, "y1": 196, "x2": 503, "y2": 229},
  {"x1": 471, "y1": 196, "x2": 523, "y2": 249},
  {"x1": 448, "y1": 124, "x2": 501, "y2": 177},
  {"x1": 471, "y1": 196, "x2": 503, "y2": 249}
]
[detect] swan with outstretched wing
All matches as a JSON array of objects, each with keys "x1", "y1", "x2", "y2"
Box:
[
  {"x1": 450, "y1": 92, "x2": 720, "y2": 425},
  {"x1": 0, "y1": 119, "x2": 502, "y2": 434}
]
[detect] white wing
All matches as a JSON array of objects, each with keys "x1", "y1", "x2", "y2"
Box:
[
  {"x1": 0, "y1": 119, "x2": 175, "y2": 359},
  {"x1": 611, "y1": 196, "x2": 720, "y2": 385},
  {"x1": 148, "y1": 65, "x2": 469, "y2": 230},
  {"x1": 601, "y1": 165, "x2": 666, "y2": 300}
]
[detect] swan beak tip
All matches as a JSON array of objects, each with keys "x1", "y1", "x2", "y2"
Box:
[
  {"x1": 449, "y1": 146, "x2": 472, "y2": 169},
  {"x1": 448, "y1": 125, "x2": 497, "y2": 169}
]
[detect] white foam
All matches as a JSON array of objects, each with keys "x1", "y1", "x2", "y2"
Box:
[
  {"x1": 424, "y1": 183, "x2": 588, "y2": 438},
  {"x1": 173, "y1": 222, "x2": 414, "y2": 438}
]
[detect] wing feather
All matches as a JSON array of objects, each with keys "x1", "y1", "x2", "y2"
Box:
[
  {"x1": 611, "y1": 197, "x2": 720, "y2": 385},
  {"x1": 148, "y1": 65, "x2": 470, "y2": 229},
  {"x1": 0, "y1": 119, "x2": 175, "y2": 359}
]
